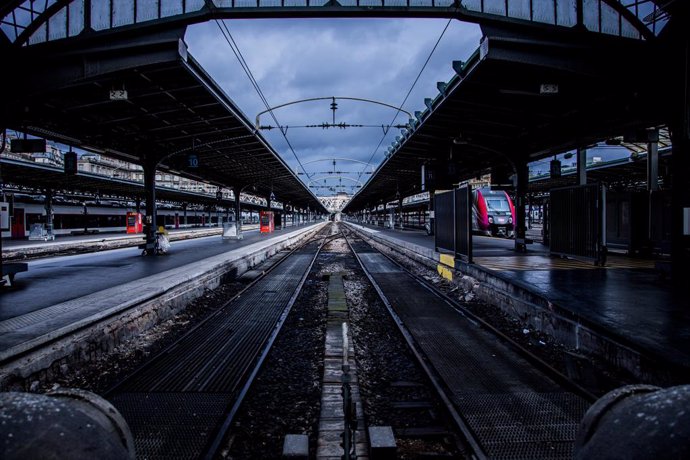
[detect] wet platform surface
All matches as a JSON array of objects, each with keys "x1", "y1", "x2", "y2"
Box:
[
  {"x1": 348, "y1": 222, "x2": 690, "y2": 371},
  {"x1": 0, "y1": 223, "x2": 320, "y2": 356},
  {"x1": 1, "y1": 224, "x2": 298, "y2": 319}
]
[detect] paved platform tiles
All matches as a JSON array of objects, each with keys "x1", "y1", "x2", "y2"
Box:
[{"x1": 346, "y1": 222, "x2": 690, "y2": 375}]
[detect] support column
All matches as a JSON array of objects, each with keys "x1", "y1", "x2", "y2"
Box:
[
  {"x1": 647, "y1": 137, "x2": 659, "y2": 192},
  {"x1": 182, "y1": 203, "x2": 188, "y2": 227},
  {"x1": 647, "y1": 134, "x2": 660, "y2": 249},
  {"x1": 398, "y1": 197, "x2": 404, "y2": 230},
  {"x1": 670, "y1": 126, "x2": 690, "y2": 286},
  {"x1": 135, "y1": 198, "x2": 141, "y2": 214},
  {"x1": 577, "y1": 147, "x2": 587, "y2": 185},
  {"x1": 515, "y1": 162, "x2": 529, "y2": 252},
  {"x1": 428, "y1": 189, "x2": 435, "y2": 235},
  {"x1": 44, "y1": 189, "x2": 54, "y2": 239},
  {"x1": 233, "y1": 186, "x2": 243, "y2": 238},
  {"x1": 143, "y1": 162, "x2": 158, "y2": 254},
  {"x1": 0, "y1": 132, "x2": 5, "y2": 283},
  {"x1": 669, "y1": 15, "x2": 690, "y2": 287}
]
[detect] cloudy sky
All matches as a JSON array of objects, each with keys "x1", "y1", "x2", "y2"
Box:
[{"x1": 185, "y1": 19, "x2": 482, "y2": 196}]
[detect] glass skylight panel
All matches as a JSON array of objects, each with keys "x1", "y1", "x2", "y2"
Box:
[
  {"x1": 28, "y1": 22, "x2": 46, "y2": 45},
  {"x1": 112, "y1": 0, "x2": 135, "y2": 27},
  {"x1": 185, "y1": 0, "x2": 206, "y2": 13},
  {"x1": 532, "y1": 1, "x2": 556, "y2": 24},
  {"x1": 508, "y1": 0, "x2": 532, "y2": 21},
  {"x1": 161, "y1": 1, "x2": 184, "y2": 18},
  {"x1": 484, "y1": 0, "x2": 507, "y2": 16},
  {"x1": 91, "y1": 0, "x2": 111, "y2": 30},
  {"x1": 600, "y1": 2, "x2": 621, "y2": 36},
  {"x1": 556, "y1": 0, "x2": 577, "y2": 27},
  {"x1": 48, "y1": 7, "x2": 68, "y2": 41},
  {"x1": 462, "y1": 0, "x2": 482, "y2": 12},
  {"x1": 136, "y1": 0, "x2": 159, "y2": 22},
  {"x1": 69, "y1": 1, "x2": 85, "y2": 37}
]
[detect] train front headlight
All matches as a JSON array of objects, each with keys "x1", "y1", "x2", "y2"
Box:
[
  {"x1": 488, "y1": 217, "x2": 494, "y2": 224},
  {"x1": 508, "y1": 217, "x2": 513, "y2": 224}
]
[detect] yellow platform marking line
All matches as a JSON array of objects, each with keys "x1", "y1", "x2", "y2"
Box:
[
  {"x1": 437, "y1": 253, "x2": 455, "y2": 280},
  {"x1": 474, "y1": 256, "x2": 656, "y2": 272},
  {"x1": 439, "y1": 253, "x2": 455, "y2": 269}
]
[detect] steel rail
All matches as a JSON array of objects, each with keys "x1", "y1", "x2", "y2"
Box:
[
  {"x1": 348, "y1": 225, "x2": 597, "y2": 404},
  {"x1": 103, "y1": 225, "x2": 334, "y2": 458},
  {"x1": 343, "y1": 225, "x2": 600, "y2": 459},
  {"x1": 342, "y1": 228, "x2": 487, "y2": 460},
  {"x1": 202, "y1": 229, "x2": 337, "y2": 459},
  {"x1": 103, "y1": 242, "x2": 300, "y2": 395}
]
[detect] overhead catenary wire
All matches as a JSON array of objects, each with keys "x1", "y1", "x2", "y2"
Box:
[
  {"x1": 356, "y1": 16, "x2": 456, "y2": 185},
  {"x1": 212, "y1": 19, "x2": 311, "y2": 180}
]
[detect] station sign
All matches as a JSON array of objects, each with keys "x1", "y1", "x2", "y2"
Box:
[{"x1": 187, "y1": 154, "x2": 199, "y2": 168}]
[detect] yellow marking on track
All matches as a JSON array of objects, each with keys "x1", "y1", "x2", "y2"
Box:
[
  {"x1": 439, "y1": 253, "x2": 455, "y2": 269},
  {"x1": 437, "y1": 264, "x2": 454, "y2": 281}
]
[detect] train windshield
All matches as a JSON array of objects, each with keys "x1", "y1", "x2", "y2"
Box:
[{"x1": 486, "y1": 198, "x2": 510, "y2": 212}]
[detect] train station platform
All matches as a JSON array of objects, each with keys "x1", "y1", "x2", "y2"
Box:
[
  {"x1": 1, "y1": 225, "x2": 259, "y2": 261},
  {"x1": 345, "y1": 222, "x2": 690, "y2": 383},
  {"x1": 0, "y1": 222, "x2": 325, "y2": 388}
]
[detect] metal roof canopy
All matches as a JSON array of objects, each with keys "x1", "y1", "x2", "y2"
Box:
[
  {"x1": 0, "y1": 158, "x2": 280, "y2": 211},
  {"x1": 344, "y1": 24, "x2": 662, "y2": 212},
  {"x1": 527, "y1": 148, "x2": 672, "y2": 196},
  {"x1": 2, "y1": 29, "x2": 326, "y2": 213},
  {"x1": 0, "y1": 0, "x2": 661, "y2": 49}
]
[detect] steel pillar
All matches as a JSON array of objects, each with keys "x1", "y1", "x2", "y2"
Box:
[
  {"x1": 44, "y1": 189, "x2": 54, "y2": 238},
  {"x1": 647, "y1": 138, "x2": 659, "y2": 192},
  {"x1": 669, "y1": 15, "x2": 690, "y2": 288},
  {"x1": 428, "y1": 190, "x2": 435, "y2": 235},
  {"x1": 577, "y1": 147, "x2": 587, "y2": 185},
  {"x1": 0, "y1": 130, "x2": 4, "y2": 284},
  {"x1": 515, "y1": 162, "x2": 529, "y2": 252},
  {"x1": 143, "y1": 163, "x2": 157, "y2": 254}
]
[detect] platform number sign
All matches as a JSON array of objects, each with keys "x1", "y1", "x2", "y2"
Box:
[{"x1": 187, "y1": 154, "x2": 199, "y2": 168}]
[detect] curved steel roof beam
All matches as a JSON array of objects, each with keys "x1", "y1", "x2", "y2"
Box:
[{"x1": 2, "y1": 0, "x2": 660, "y2": 47}]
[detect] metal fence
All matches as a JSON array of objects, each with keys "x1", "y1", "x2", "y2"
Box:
[
  {"x1": 434, "y1": 187, "x2": 472, "y2": 262},
  {"x1": 455, "y1": 186, "x2": 472, "y2": 262},
  {"x1": 434, "y1": 190, "x2": 454, "y2": 253},
  {"x1": 550, "y1": 184, "x2": 606, "y2": 265}
]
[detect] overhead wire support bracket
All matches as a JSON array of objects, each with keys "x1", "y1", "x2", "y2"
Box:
[{"x1": 255, "y1": 96, "x2": 413, "y2": 130}]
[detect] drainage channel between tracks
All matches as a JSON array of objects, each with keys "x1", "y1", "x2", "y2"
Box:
[
  {"x1": 106, "y1": 233, "x2": 327, "y2": 460},
  {"x1": 346, "y1": 233, "x2": 592, "y2": 460}
]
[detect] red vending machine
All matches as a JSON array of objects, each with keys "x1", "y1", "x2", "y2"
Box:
[
  {"x1": 126, "y1": 212, "x2": 143, "y2": 234},
  {"x1": 260, "y1": 211, "x2": 274, "y2": 233}
]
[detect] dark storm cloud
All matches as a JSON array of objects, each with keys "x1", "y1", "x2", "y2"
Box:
[{"x1": 185, "y1": 18, "x2": 481, "y2": 195}]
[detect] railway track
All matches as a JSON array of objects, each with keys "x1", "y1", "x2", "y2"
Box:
[
  {"x1": 104, "y1": 226, "x2": 333, "y2": 460},
  {"x1": 343, "y1": 226, "x2": 595, "y2": 459}
]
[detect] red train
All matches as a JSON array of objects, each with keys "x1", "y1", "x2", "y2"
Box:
[{"x1": 472, "y1": 187, "x2": 516, "y2": 237}]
